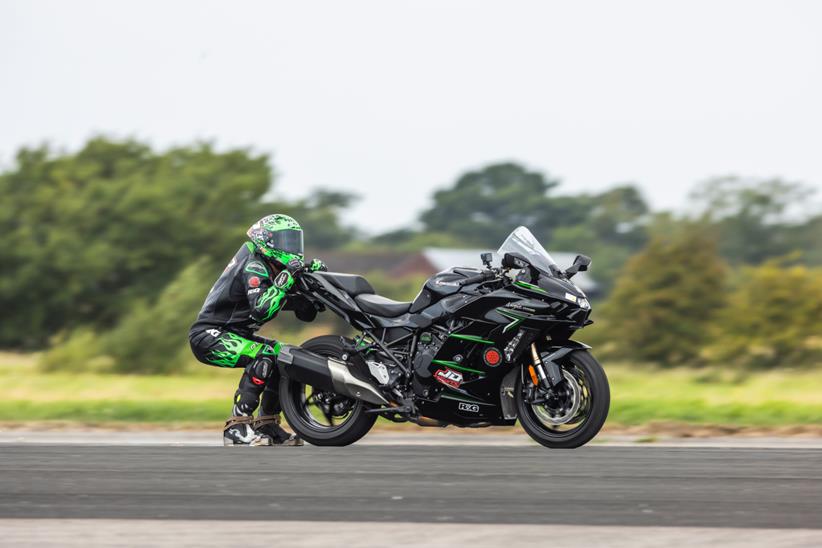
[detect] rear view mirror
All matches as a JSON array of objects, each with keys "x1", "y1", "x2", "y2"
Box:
[
  {"x1": 480, "y1": 252, "x2": 493, "y2": 267},
  {"x1": 501, "y1": 253, "x2": 529, "y2": 269},
  {"x1": 565, "y1": 254, "x2": 591, "y2": 278}
]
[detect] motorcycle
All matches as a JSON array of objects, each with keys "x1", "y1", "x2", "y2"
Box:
[{"x1": 278, "y1": 226, "x2": 610, "y2": 448}]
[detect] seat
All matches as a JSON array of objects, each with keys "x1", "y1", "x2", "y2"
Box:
[
  {"x1": 354, "y1": 293, "x2": 412, "y2": 317},
  {"x1": 315, "y1": 272, "x2": 375, "y2": 296}
]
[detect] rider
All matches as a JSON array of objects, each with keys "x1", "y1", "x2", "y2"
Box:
[{"x1": 189, "y1": 214, "x2": 327, "y2": 446}]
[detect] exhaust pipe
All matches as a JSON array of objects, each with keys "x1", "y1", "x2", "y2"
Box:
[{"x1": 277, "y1": 345, "x2": 389, "y2": 406}]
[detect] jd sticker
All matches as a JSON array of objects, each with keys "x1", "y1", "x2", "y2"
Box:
[{"x1": 434, "y1": 368, "x2": 463, "y2": 389}]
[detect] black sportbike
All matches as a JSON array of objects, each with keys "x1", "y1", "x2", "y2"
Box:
[{"x1": 278, "y1": 226, "x2": 610, "y2": 448}]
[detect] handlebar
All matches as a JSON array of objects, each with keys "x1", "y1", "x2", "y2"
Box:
[{"x1": 458, "y1": 269, "x2": 498, "y2": 286}]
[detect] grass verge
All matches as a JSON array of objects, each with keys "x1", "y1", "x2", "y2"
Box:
[{"x1": 1, "y1": 360, "x2": 821, "y2": 428}]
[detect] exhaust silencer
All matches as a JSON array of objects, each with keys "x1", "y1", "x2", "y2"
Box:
[{"x1": 277, "y1": 345, "x2": 389, "y2": 406}]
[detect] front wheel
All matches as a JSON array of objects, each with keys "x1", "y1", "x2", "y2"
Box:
[
  {"x1": 279, "y1": 335, "x2": 377, "y2": 446},
  {"x1": 516, "y1": 349, "x2": 610, "y2": 449}
]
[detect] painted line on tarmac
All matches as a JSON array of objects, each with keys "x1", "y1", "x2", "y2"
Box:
[
  {"x1": 1, "y1": 520, "x2": 820, "y2": 547},
  {"x1": 1, "y1": 430, "x2": 822, "y2": 448}
]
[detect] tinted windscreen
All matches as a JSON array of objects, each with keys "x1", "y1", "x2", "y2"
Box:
[{"x1": 496, "y1": 226, "x2": 557, "y2": 276}]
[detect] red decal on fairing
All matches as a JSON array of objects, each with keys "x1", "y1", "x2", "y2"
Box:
[
  {"x1": 249, "y1": 276, "x2": 261, "y2": 288},
  {"x1": 484, "y1": 348, "x2": 502, "y2": 367},
  {"x1": 251, "y1": 376, "x2": 265, "y2": 385},
  {"x1": 434, "y1": 368, "x2": 463, "y2": 389}
]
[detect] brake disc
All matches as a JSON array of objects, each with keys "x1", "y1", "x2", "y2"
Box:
[{"x1": 532, "y1": 370, "x2": 581, "y2": 425}]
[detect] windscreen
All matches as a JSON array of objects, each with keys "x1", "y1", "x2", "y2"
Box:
[{"x1": 496, "y1": 226, "x2": 557, "y2": 275}]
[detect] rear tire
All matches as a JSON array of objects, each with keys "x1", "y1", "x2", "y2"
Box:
[
  {"x1": 279, "y1": 335, "x2": 377, "y2": 446},
  {"x1": 516, "y1": 350, "x2": 610, "y2": 449}
]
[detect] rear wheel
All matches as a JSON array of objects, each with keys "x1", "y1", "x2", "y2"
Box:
[
  {"x1": 516, "y1": 349, "x2": 610, "y2": 448},
  {"x1": 279, "y1": 335, "x2": 377, "y2": 446}
]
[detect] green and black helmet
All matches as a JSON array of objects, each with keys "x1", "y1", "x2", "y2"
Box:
[{"x1": 247, "y1": 214, "x2": 304, "y2": 266}]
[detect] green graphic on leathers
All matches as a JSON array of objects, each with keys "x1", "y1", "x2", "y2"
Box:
[
  {"x1": 255, "y1": 276, "x2": 292, "y2": 322},
  {"x1": 207, "y1": 332, "x2": 280, "y2": 367}
]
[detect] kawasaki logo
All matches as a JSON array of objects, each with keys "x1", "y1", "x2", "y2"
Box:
[{"x1": 506, "y1": 303, "x2": 535, "y2": 313}]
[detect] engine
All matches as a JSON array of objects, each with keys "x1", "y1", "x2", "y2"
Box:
[{"x1": 411, "y1": 330, "x2": 445, "y2": 383}]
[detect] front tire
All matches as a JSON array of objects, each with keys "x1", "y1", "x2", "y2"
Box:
[
  {"x1": 279, "y1": 335, "x2": 377, "y2": 446},
  {"x1": 516, "y1": 350, "x2": 610, "y2": 448}
]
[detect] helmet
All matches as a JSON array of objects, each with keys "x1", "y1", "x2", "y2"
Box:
[{"x1": 247, "y1": 214, "x2": 304, "y2": 266}]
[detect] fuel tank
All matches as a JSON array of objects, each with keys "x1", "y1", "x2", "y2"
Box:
[{"x1": 409, "y1": 267, "x2": 482, "y2": 313}]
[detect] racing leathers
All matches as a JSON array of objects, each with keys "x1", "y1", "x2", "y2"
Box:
[{"x1": 189, "y1": 242, "x2": 298, "y2": 444}]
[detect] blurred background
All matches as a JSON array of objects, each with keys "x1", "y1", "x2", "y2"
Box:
[{"x1": 1, "y1": 0, "x2": 820, "y2": 434}]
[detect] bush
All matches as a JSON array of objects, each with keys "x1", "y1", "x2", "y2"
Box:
[
  {"x1": 41, "y1": 259, "x2": 214, "y2": 374},
  {"x1": 706, "y1": 261, "x2": 822, "y2": 368},
  {"x1": 40, "y1": 328, "x2": 111, "y2": 373},
  {"x1": 598, "y1": 225, "x2": 727, "y2": 365},
  {"x1": 104, "y1": 259, "x2": 215, "y2": 374}
]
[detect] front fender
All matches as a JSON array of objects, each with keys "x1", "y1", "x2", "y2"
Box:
[
  {"x1": 545, "y1": 339, "x2": 591, "y2": 359},
  {"x1": 540, "y1": 340, "x2": 591, "y2": 385},
  {"x1": 499, "y1": 340, "x2": 591, "y2": 419}
]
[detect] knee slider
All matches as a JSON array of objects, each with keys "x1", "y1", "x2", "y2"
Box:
[{"x1": 246, "y1": 356, "x2": 274, "y2": 386}]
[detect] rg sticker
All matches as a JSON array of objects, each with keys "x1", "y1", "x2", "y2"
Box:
[{"x1": 458, "y1": 402, "x2": 480, "y2": 413}]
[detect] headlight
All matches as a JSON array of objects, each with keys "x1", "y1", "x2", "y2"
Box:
[{"x1": 578, "y1": 298, "x2": 590, "y2": 309}]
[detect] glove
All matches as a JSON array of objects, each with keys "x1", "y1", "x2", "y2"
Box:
[
  {"x1": 273, "y1": 258, "x2": 303, "y2": 290},
  {"x1": 309, "y1": 258, "x2": 327, "y2": 272},
  {"x1": 285, "y1": 258, "x2": 304, "y2": 275}
]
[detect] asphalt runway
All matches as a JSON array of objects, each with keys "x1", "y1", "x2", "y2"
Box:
[{"x1": 1, "y1": 444, "x2": 820, "y2": 530}]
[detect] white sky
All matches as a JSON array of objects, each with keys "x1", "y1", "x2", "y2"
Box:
[{"x1": 2, "y1": 0, "x2": 821, "y2": 233}]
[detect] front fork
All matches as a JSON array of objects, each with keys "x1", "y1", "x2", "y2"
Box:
[
  {"x1": 501, "y1": 342, "x2": 574, "y2": 418},
  {"x1": 529, "y1": 343, "x2": 564, "y2": 389}
]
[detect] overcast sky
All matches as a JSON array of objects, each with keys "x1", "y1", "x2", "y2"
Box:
[{"x1": 2, "y1": 0, "x2": 821, "y2": 233}]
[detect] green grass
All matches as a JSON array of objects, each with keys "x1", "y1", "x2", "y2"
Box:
[
  {"x1": 0, "y1": 400, "x2": 228, "y2": 423},
  {"x1": 1, "y1": 358, "x2": 821, "y2": 426},
  {"x1": 604, "y1": 364, "x2": 822, "y2": 426}
]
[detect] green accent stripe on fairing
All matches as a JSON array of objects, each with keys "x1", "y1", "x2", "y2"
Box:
[
  {"x1": 497, "y1": 308, "x2": 526, "y2": 333},
  {"x1": 514, "y1": 280, "x2": 548, "y2": 294},
  {"x1": 497, "y1": 308, "x2": 527, "y2": 320},
  {"x1": 440, "y1": 392, "x2": 486, "y2": 405},
  {"x1": 448, "y1": 333, "x2": 495, "y2": 345},
  {"x1": 431, "y1": 360, "x2": 485, "y2": 375}
]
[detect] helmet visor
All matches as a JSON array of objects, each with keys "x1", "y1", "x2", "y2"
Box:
[{"x1": 267, "y1": 229, "x2": 304, "y2": 256}]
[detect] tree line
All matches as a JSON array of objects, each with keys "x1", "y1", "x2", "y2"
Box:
[{"x1": 1, "y1": 137, "x2": 819, "y2": 372}]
